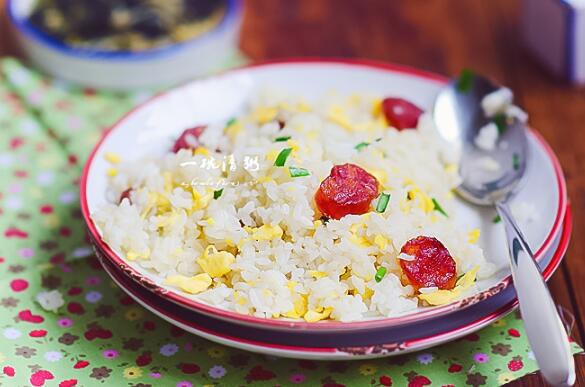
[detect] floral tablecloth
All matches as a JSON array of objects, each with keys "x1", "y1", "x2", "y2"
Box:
[{"x1": 0, "y1": 58, "x2": 581, "y2": 387}]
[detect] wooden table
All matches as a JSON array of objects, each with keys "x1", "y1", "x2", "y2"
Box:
[{"x1": 1, "y1": 0, "x2": 583, "y2": 385}]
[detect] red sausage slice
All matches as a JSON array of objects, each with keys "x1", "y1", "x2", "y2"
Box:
[
  {"x1": 172, "y1": 126, "x2": 206, "y2": 153},
  {"x1": 382, "y1": 97, "x2": 423, "y2": 130},
  {"x1": 315, "y1": 163, "x2": 379, "y2": 220},
  {"x1": 399, "y1": 236, "x2": 457, "y2": 291}
]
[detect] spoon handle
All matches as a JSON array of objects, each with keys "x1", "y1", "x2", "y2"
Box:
[{"x1": 496, "y1": 201, "x2": 575, "y2": 386}]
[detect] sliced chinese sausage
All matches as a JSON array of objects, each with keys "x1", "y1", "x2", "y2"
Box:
[
  {"x1": 119, "y1": 188, "x2": 132, "y2": 204},
  {"x1": 172, "y1": 125, "x2": 206, "y2": 153},
  {"x1": 399, "y1": 236, "x2": 457, "y2": 291},
  {"x1": 315, "y1": 163, "x2": 379, "y2": 220},
  {"x1": 382, "y1": 97, "x2": 424, "y2": 130}
]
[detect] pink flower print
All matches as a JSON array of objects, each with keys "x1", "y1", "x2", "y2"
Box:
[
  {"x1": 57, "y1": 318, "x2": 73, "y2": 328},
  {"x1": 86, "y1": 276, "x2": 101, "y2": 286},
  {"x1": 289, "y1": 373, "x2": 306, "y2": 384},
  {"x1": 473, "y1": 353, "x2": 490, "y2": 363},
  {"x1": 102, "y1": 349, "x2": 119, "y2": 359}
]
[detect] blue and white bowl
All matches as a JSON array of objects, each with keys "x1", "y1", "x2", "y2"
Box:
[{"x1": 6, "y1": 0, "x2": 243, "y2": 90}]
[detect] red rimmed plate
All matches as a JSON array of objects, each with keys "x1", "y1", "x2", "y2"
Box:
[
  {"x1": 96, "y1": 205, "x2": 571, "y2": 359},
  {"x1": 81, "y1": 59, "x2": 568, "y2": 331}
]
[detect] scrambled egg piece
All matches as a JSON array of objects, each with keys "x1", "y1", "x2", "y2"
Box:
[
  {"x1": 194, "y1": 147, "x2": 211, "y2": 157},
  {"x1": 407, "y1": 186, "x2": 434, "y2": 213},
  {"x1": 297, "y1": 100, "x2": 312, "y2": 112},
  {"x1": 253, "y1": 106, "x2": 278, "y2": 124},
  {"x1": 287, "y1": 139, "x2": 300, "y2": 152},
  {"x1": 418, "y1": 266, "x2": 480, "y2": 306},
  {"x1": 107, "y1": 168, "x2": 118, "y2": 177},
  {"x1": 374, "y1": 235, "x2": 389, "y2": 250},
  {"x1": 225, "y1": 120, "x2": 243, "y2": 141},
  {"x1": 445, "y1": 163, "x2": 458, "y2": 173},
  {"x1": 197, "y1": 246, "x2": 235, "y2": 277},
  {"x1": 233, "y1": 291, "x2": 247, "y2": 306},
  {"x1": 165, "y1": 273, "x2": 212, "y2": 294},
  {"x1": 126, "y1": 249, "x2": 150, "y2": 261},
  {"x1": 468, "y1": 229, "x2": 480, "y2": 244},
  {"x1": 303, "y1": 307, "x2": 333, "y2": 322},
  {"x1": 309, "y1": 270, "x2": 328, "y2": 279},
  {"x1": 163, "y1": 172, "x2": 174, "y2": 192},
  {"x1": 283, "y1": 294, "x2": 308, "y2": 319},
  {"x1": 246, "y1": 224, "x2": 284, "y2": 241},
  {"x1": 371, "y1": 98, "x2": 383, "y2": 117},
  {"x1": 339, "y1": 267, "x2": 351, "y2": 280},
  {"x1": 327, "y1": 105, "x2": 353, "y2": 130},
  {"x1": 104, "y1": 152, "x2": 121, "y2": 164},
  {"x1": 369, "y1": 169, "x2": 387, "y2": 186},
  {"x1": 349, "y1": 234, "x2": 372, "y2": 248},
  {"x1": 156, "y1": 210, "x2": 180, "y2": 233},
  {"x1": 266, "y1": 149, "x2": 280, "y2": 163},
  {"x1": 191, "y1": 188, "x2": 213, "y2": 212}
]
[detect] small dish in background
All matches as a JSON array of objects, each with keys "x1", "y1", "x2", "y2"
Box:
[{"x1": 6, "y1": 0, "x2": 243, "y2": 90}]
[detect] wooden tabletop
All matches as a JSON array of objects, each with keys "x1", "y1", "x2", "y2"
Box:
[{"x1": 1, "y1": 0, "x2": 584, "y2": 385}]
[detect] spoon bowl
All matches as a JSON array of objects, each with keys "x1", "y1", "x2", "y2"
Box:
[
  {"x1": 433, "y1": 73, "x2": 575, "y2": 387},
  {"x1": 433, "y1": 76, "x2": 529, "y2": 205}
]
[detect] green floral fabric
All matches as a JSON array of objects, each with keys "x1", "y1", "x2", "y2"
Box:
[{"x1": 0, "y1": 58, "x2": 581, "y2": 387}]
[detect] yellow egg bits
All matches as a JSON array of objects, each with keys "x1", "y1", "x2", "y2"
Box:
[
  {"x1": 164, "y1": 246, "x2": 235, "y2": 295},
  {"x1": 417, "y1": 266, "x2": 480, "y2": 306}
]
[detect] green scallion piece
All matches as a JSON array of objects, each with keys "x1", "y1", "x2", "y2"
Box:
[
  {"x1": 289, "y1": 166, "x2": 310, "y2": 177},
  {"x1": 432, "y1": 198, "x2": 449, "y2": 217},
  {"x1": 274, "y1": 135, "x2": 291, "y2": 142},
  {"x1": 213, "y1": 189, "x2": 224, "y2": 199},
  {"x1": 457, "y1": 69, "x2": 474, "y2": 93},
  {"x1": 226, "y1": 117, "x2": 237, "y2": 127},
  {"x1": 375, "y1": 267, "x2": 387, "y2": 282},
  {"x1": 355, "y1": 142, "x2": 370, "y2": 151},
  {"x1": 274, "y1": 148, "x2": 293, "y2": 167},
  {"x1": 376, "y1": 192, "x2": 391, "y2": 213},
  {"x1": 513, "y1": 153, "x2": 520, "y2": 170},
  {"x1": 493, "y1": 214, "x2": 502, "y2": 223},
  {"x1": 493, "y1": 113, "x2": 507, "y2": 134}
]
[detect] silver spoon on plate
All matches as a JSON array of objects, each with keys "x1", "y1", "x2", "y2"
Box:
[{"x1": 433, "y1": 72, "x2": 575, "y2": 386}]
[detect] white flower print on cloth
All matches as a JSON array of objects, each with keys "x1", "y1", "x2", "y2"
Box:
[
  {"x1": 44, "y1": 351, "x2": 63, "y2": 362},
  {"x1": 35, "y1": 290, "x2": 65, "y2": 312},
  {"x1": 3, "y1": 327, "x2": 21, "y2": 340}
]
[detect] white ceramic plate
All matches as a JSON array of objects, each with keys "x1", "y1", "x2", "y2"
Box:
[
  {"x1": 97, "y1": 205, "x2": 570, "y2": 359},
  {"x1": 82, "y1": 60, "x2": 567, "y2": 331}
]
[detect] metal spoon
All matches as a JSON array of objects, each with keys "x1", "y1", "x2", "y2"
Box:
[{"x1": 433, "y1": 75, "x2": 575, "y2": 386}]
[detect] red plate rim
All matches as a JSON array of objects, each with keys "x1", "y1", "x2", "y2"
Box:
[
  {"x1": 101, "y1": 205, "x2": 572, "y2": 354},
  {"x1": 80, "y1": 58, "x2": 568, "y2": 330}
]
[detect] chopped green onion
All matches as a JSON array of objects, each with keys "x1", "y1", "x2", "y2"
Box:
[
  {"x1": 213, "y1": 189, "x2": 224, "y2": 199},
  {"x1": 226, "y1": 117, "x2": 237, "y2": 127},
  {"x1": 274, "y1": 136, "x2": 291, "y2": 142},
  {"x1": 355, "y1": 142, "x2": 370, "y2": 151},
  {"x1": 457, "y1": 69, "x2": 474, "y2": 93},
  {"x1": 376, "y1": 192, "x2": 391, "y2": 213},
  {"x1": 375, "y1": 267, "x2": 387, "y2": 282},
  {"x1": 492, "y1": 113, "x2": 507, "y2": 134},
  {"x1": 289, "y1": 166, "x2": 310, "y2": 177},
  {"x1": 375, "y1": 137, "x2": 383, "y2": 142},
  {"x1": 492, "y1": 214, "x2": 502, "y2": 223},
  {"x1": 432, "y1": 198, "x2": 449, "y2": 217},
  {"x1": 274, "y1": 148, "x2": 293, "y2": 167},
  {"x1": 513, "y1": 153, "x2": 520, "y2": 170}
]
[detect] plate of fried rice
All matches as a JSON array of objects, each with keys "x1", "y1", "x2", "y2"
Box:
[{"x1": 82, "y1": 60, "x2": 567, "y2": 333}]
